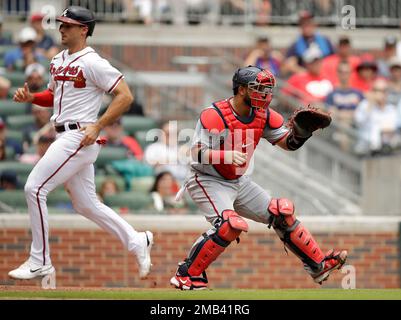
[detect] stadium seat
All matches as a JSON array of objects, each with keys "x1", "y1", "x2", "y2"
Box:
[
  {"x1": 95, "y1": 147, "x2": 128, "y2": 169},
  {"x1": 0, "y1": 190, "x2": 26, "y2": 208},
  {"x1": 135, "y1": 130, "x2": 156, "y2": 149},
  {"x1": 5, "y1": 146, "x2": 16, "y2": 160},
  {"x1": 6, "y1": 130, "x2": 24, "y2": 145},
  {"x1": 0, "y1": 45, "x2": 17, "y2": 63},
  {"x1": 103, "y1": 192, "x2": 153, "y2": 211},
  {"x1": 121, "y1": 116, "x2": 158, "y2": 135},
  {"x1": 0, "y1": 161, "x2": 34, "y2": 176},
  {"x1": 0, "y1": 100, "x2": 27, "y2": 117},
  {"x1": 186, "y1": 196, "x2": 199, "y2": 213},
  {"x1": 95, "y1": 174, "x2": 126, "y2": 192},
  {"x1": 6, "y1": 114, "x2": 35, "y2": 130},
  {"x1": 47, "y1": 189, "x2": 72, "y2": 208},
  {"x1": 0, "y1": 190, "x2": 74, "y2": 213},
  {"x1": 131, "y1": 176, "x2": 154, "y2": 193},
  {"x1": 7, "y1": 72, "x2": 26, "y2": 87}
]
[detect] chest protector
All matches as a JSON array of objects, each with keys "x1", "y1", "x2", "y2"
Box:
[{"x1": 212, "y1": 99, "x2": 267, "y2": 180}]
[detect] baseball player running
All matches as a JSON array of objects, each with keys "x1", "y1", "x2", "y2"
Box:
[
  {"x1": 9, "y1": 6, "x2": 153, "y2": 281},
  {"x1": 170, "y1": 66, "x2": 347, "y2": 290}
]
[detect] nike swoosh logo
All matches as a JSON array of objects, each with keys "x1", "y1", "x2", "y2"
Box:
[
  {"x1": 30, "y1": 268, "x2": 41, "y2": 273},
  {"x1": 145, "y1": 232, "x2": 150, "y2": 247},
  {"x1": 242, "y1": 143, "x2": 253, "y2": 148},
  {"x1": 179, "y1": 279, "x2": 188, "y2": 285}
]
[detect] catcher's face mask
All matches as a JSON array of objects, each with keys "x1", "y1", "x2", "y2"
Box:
[{"x1": 247, "y1": 70, "x2": 275, "y2": 110}]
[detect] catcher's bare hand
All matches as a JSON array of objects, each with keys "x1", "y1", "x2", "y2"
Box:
[
  {"x1": 226, "y1": 150, "x2": 247, "y2": 167},
  {"x1": 79, "y1": 124, "x2": 102, "y2": 146},
  {"x1": 13, "y1": 82, "x2": 34, "y2": 103}
]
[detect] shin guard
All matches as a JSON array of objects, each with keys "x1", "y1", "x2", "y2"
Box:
[
  {"x1": 179, "y1": 210, "x2": 248, "y2": 278},
  {"x1": 268, "y1": 198, "x2": 324, "y2": 271}
]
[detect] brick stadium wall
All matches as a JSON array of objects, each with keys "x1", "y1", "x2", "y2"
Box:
[{"x1": 0, "y1": 215, "x2": 400, "y2": 289}]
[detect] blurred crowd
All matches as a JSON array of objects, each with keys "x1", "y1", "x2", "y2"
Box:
[
  {"x1": 0, "y1": 12, "x2": 192, "y2": 214},
  {"x1": 243, "y1": 11, "x2": 401, "y2": 155},
  {"x1": 121, "y1": 0, "x2": 273, "y2": 25},
  {"x1": 1, "y1": 6, "x2": 401, "y2": 214}
]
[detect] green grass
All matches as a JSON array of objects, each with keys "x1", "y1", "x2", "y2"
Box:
[{"x1": 1, "y1": 289, "x2": 401, "y2": 300}]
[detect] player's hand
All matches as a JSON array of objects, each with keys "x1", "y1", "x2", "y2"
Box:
[
  {"x1": 79, "y1": 124, "x2": 102, "y2": 146},
  {"x1": 226, "y1": 150, "x2": 247, "y2": 167},
  {"x1": 13, "y1": 83, "x2": 34, "y2": 103}
]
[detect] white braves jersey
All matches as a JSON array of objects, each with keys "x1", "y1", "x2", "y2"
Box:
[{"x1": 47, "y1": 46, "x2": 123, "y2": 124}]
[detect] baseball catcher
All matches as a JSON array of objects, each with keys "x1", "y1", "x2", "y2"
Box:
[{"x1": 170, "y1": 66, "x2": 347, "y2": 290}]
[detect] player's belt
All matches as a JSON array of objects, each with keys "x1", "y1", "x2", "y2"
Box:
[{"x1": 54, "y1": 123, "x2": 79, "y2": 133}]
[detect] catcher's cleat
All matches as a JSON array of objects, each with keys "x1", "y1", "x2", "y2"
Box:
[
  {"x1": 170, "y1": 273, "x2": 208, "y2": 291},
  {"x1": 8, "y1": 260, "x2": 55, "y2": 280},
  {"x1": 135, "y1": 231, "x2": 154, "y2": 279},
  {"x1": 312, "y1": 249, "x2": 348, "y2": 284}
]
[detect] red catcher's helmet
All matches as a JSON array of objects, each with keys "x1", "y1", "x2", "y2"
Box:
[{"x1": 232, "y1": 66, "x2": 276, "y2": 110}]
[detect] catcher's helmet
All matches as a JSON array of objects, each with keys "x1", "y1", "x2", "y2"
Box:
[
  {"x1": 232, "y1": 66, "x2": 276, "y2": 110},
  {"x1": 56, "y1": 6, "x2": 96, "y2": 37}
]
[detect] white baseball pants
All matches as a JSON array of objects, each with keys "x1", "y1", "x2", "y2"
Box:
[{"x1": 24, "y1": 129, "x2": 142, "y2": 266}]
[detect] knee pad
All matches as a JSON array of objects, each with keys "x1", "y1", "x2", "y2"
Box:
[
  {"x1": 182, "y1": 210, "x2": 248, "y2": 277},
  {"x1": 268, "y1": 198, "x2": 324, "y2": 269}
]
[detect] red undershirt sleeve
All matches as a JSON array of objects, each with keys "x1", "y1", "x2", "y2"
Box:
[{"x1": 32, "y1": 89, "x2": 54, "y2": 107}]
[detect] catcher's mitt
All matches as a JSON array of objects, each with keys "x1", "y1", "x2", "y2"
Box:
[{"x1": 287, "y1": 105, "x2": 331, "y2": 138}]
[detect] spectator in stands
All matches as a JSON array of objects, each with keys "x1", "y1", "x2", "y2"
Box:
[
  {"x1": 325, "y1": 62, "x2": 364, "y2": 151},
  {"x1": 220, "y1": 0, "x2": 245, "y2": 24},
  {"x1": 0, "y1": 117, "x2": 22, "y2": 156},
  {"x1": 29, "y1": 13, "x2": 59, "y2": 60},
  {"x1": 283, "y1": 46, "x2": 333, "y2": 105},
  {"x1": 349, "y1": 54, "x2": 379, "y2": 93},
  {"x1": 144, "y1": 121, "x2": 188, "y2": 182},
  {"x1": 4, "y1": 27, "x2": 46, "y2": 72},
  {"x1": 244, "y1": 36, "x2": 282, "y2": 76},
  {"x1": 326, "y1": 62, "x2": 364, "y2": 121},
  {"x1": 282, "y1": 10, "x2": 334, "y2": 76},
  {"x1": 396, "y1": 32, "x2": 401, "y2": 60},
  {"x1": 387, "y1": 57, "x2": 401, "y2": 106},
  {"x1": 19, "y1": 134, "x2": 55, "y2": 165},
  {"x1": 378, "y1": 36, "x2": 398, "y2": 78},
  {"x1": 321, "y1": 36, "x2": 360, "y2": 87},
  {"x1": 253, "y1": 0, "x2": 272, "y2": 26},
  {"x1": 22, "y1": 105, "x2": 51, "y2": 149},
  {"x1": 150, "y1": 171, "x2": 187, "y2": 214},
  {"x1": 0, "y1": 76, "x2": 11, "y2": 100},
  {"x1": 25, "y1": 62, "x2": 46, "y2": 93},
  {"x1": 101, "y1": 119, "x2": 144, "y2": 160},
  {"x1": 186, "y1": 0, "x2": 211, "y2": 25},
  {"x1": 126, "y1": 99, "x2": 145, "y2": 116},
  {"x1": 98, "y1": 178, "x2": 120, "y2": 202},
  {"x1": 0, "y1": 138, "x2": 6, "y2": 160},
  {"x1": 0, "y1": 15, "x2": 12, "y2": 45},
  {"x1": 123, "y1": 0, "x2": 154, "y2": 24},
  {"x1": 354, "y1": 79, "x2": 399, "y2": 154},
  {"x1": 0, "y1": 171, "x2": 20, "y2": 190}
]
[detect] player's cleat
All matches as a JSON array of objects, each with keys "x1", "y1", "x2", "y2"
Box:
[
  {"x1": 8, "y1": 260, "x2": 55, "y2": 280},
  {"x1": 170, "y1": 274, "x2": 208, "y2": 291},
  {"x1": 135, "y1": 231, "x2": 153, "y2": 279},
  {"x1": 312, "y1": 249, "x2": 348, "y2": 284}
]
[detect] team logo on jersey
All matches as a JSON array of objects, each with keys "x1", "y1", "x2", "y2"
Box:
[{"x1": 50, "y1": 63, "x2": 87, "y2": 88}]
